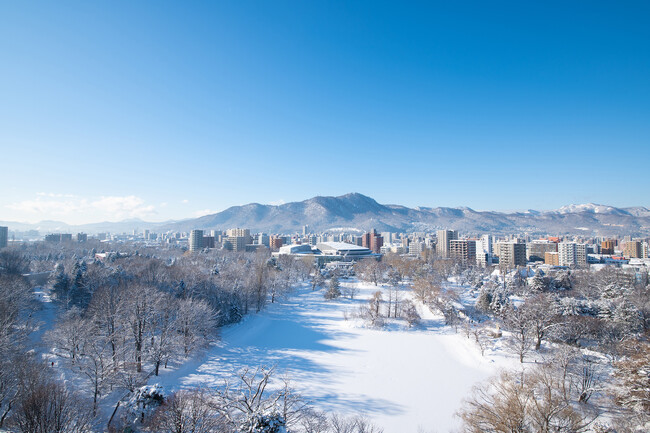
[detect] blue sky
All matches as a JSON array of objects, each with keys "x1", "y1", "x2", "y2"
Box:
[{"x1": 1, "y1": 1, "x2": 649, "y2": 224}]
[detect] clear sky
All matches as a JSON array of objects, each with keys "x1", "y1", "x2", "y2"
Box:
[{"x1": 1, "y1": 1, "x2": 649, "y2": 224}]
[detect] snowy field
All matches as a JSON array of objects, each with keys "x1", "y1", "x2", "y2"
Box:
[{"x1": 153, "y1": 280, "x2": 518, "y2": 432}]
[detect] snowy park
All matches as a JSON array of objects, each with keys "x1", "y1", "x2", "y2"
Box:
[{"x1": 152, "y1": 280, "x2": 516, "y2": 433}]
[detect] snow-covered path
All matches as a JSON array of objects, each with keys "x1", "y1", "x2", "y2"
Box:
[{"x1": 154, "y1": 281, "x2": 514, "y2": 432}]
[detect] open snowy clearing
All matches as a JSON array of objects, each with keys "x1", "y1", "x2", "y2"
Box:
[{"x1": 154, "y1": 280, "x2": 518, "y2": 432}]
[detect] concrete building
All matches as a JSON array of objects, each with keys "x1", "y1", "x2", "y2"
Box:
[
  {"x1": 527, "y1": 240, "x2": 558, "y2": 262},
  {"x1": 409, "y1": 241, "x2": 425, "y2": 256},
  {"x1": 475, "y1": 234, "x2": 493, "y2": 266},
  {"x1": 601, "y1": 240, "x2": 616, "y2": 255},
  {"x1": 361, "y1": 229, "x2": 384, "y2": 254},
  {"x1": 623, "y1": 241, "x2": 643, "y2": 259},
  {"x1": 226, "y1": 228, "x2": 250, "y2": 238},
  {"x1": 437, "y1": 230, "x2": 458, "y2": 258},
  {"x1": 496, "y1": 241, "x2": 527, "y2": 268},
  {"x1": 203, "y1": 236, "x2": 215, "y2": 249},
  {"x1": 449, "y1": 239, "x2": 476, "y2": 265},
  {"x1": 76, "y1": 233, "x2": 88, "y2": 243},
  {"x1": 545, "y1": 252, "x2": 560, "y2": 266},
  {"x1": 269, "y1": 236, "x2": 284, "y2": 251},
  {"x1": 189, "y1": 229, "x2": 204, "y2": 252},
  {"x1": 256, "y1": 234, "x2": 270, "y2": 247},
  {"x1": 223, "y1": 236, "x2": 248, "y2": 252},
  {"x1": 45, "y1": 234, "x2": 61, "y2": 243},
  {"x1": 0, "y1": 226, "x2": 7, "y2": 248},
  {"x1": 558, "y1": 242, "x2": 588, "y2": 267},
  {"x1": 222, "y1": 228, "x2": 252, "y2": 252}
]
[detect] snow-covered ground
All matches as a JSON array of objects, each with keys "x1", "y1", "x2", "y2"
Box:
[{"x1": 153, "y1": 280, "x2": 518, "y2": 432}]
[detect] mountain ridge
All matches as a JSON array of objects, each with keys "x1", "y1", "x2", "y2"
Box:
[
  {"x1": 161, "y1": 193, "x2": 650, "y2": 236},
  {"x1": 3, "y1": 193, "x2": 649, "y2": 236}
]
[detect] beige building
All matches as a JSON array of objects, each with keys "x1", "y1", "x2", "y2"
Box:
[
  {"x1": 545, "y1": 252, "x2": 559, "y2": 266},
  {"x1": 623, "y1": 241, "x2": 643, "y2": 258},
  {"x1": 223, "y1": 228, "x2": 252, "y2": 252}
]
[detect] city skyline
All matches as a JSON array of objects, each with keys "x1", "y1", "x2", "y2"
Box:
[{"x1": 2, "y1": 1, "x2": 649, "y2": 224}]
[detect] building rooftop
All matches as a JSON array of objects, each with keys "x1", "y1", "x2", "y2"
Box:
[{"x1": 317, "y1": 241, "x2": 369, "y2": 251}]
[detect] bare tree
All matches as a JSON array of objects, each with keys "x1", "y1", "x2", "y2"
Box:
[
  {"x1": 458, "y1": 365, "x2": 596, "y2": 433},
  {"x1": 503, "y1": 305, "x2": 534, "y2": 363},
  {"x1": 148, "y1": 293, "x2": 178, "y2": 376},
  {"x1": 521, "y1": 294, "x2": 560, "y2": 350},
  {"x1": 0, "y1": 249, "x2": 30, "y2": 276},
  {"x1": 12, "y1": 372, "x2": 94, "y2": 433},
  {"x1": 613, "y1": 339, "x2": 650, "y2": 414},
  {"x1": 124, "y1": 284, "x2": 162, "y2": 372},
  {"x1": 147, "y1": 388, "x2": 223, "y2": 433},
  {"x1": 402, "y1": 299, "x2": 421, "y2": 327},
  {"x1": 354, "y1": 260, "x2": 385, "y2": 286},
  {"x1": 175, "y1": 297, "x2": 216, "y2": 358},
  {"x1": 211, "y1": 366, "x2": 284, "y2": 428}
]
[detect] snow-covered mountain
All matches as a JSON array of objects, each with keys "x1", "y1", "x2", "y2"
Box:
[
  {"x1": 552, "y1": 203, "x2": 631, "y2": 216},
  {"x1": 161, "y1": 193, "x2": 650, "y2": 236},
  {"x1": 5, "y1": 194, "x2": 649, "y2": 236}
]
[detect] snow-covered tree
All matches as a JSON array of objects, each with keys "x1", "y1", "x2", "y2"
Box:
[
  {"x1": 401, "y1": 299, "x2": 421, "y2": 327},
  {"x1": 311, "y1": 271, "x2": 325, "y2": 291},
  {"x1": 504, "y1": 305, "x2": 534, "y2": 363},
  {"x1": 613, "y1": 339, "x2": 650, "y2": 415},
  {"x1": 324, "y1": 276, "x2": 341, "y2": 300}
]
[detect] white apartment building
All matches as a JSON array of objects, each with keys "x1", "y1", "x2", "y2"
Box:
[
  {"x1": 189, "y1": 229, "x2": 204, "y2": 252},
  {"x1": 558, "y1": 242, "x2": 588, "y2": 267}
]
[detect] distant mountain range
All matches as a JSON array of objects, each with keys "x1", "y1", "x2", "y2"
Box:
[{"x1": 3, "y1": 193, "x2": 650, "y2": 237}]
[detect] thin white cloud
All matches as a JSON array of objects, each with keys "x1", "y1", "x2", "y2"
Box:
[
  {"x1": 6, "y1": 194, "x2": 157, "y2": 223},
  {"x1": 193, "y1": 209, "x2": 216, "y2": 217},
  {"x1": 269, "y1": 199, "x2": 286, "y2": 206},
  {"x1": 36, "y1": 192, "x2": 77, "y2": 198},
  {"x1": 91, "y1": 196, "x2": 156, "y2": 220},
  {"x1": 181, "y1": 199, "x2": 189, "y2": 204}
]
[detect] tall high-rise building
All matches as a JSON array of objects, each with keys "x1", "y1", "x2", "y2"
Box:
[
  {"x1": 601, "y1": 240, "x2": 616, "y2": 255},
  {"x1": 223, "y1": 228, "x2": 252, "y2": 252},
  {"x1": 475, "y1": 234, "x2": 493, "y2": 266},
  {"x1": 623, "y1": 241, "x2": 643, "y2": 259},
  {"x1": 557, "y1": 242, "x2": 588, "y2": 267},
  {"x1": 449, "y1": 239, "x2": 476, "y2": 265},
  {"x1": 496, "y1": 241, "x2": 527, "y2": 268},
  {"x1": 362, "y1": 229, "x2": 384, "y2": 254},
  {"x1": 189, "y1": 229, "x2": 204, "y2": 252},
  {"x1": 202, "y1": 236, "x2": 215, "y2": 249},
  {"x1": 436, "y1": 230, "x2": 458, "y2": 258},
  {"x1": 409, "y1": 241, "x2": 425, "y2": 256},
  {"x1": 0, "y1": 226, "x2": 8, "y2": 248},
  {"x1": 269, "y1": 236, "x2": 284, "y2": 251}
]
